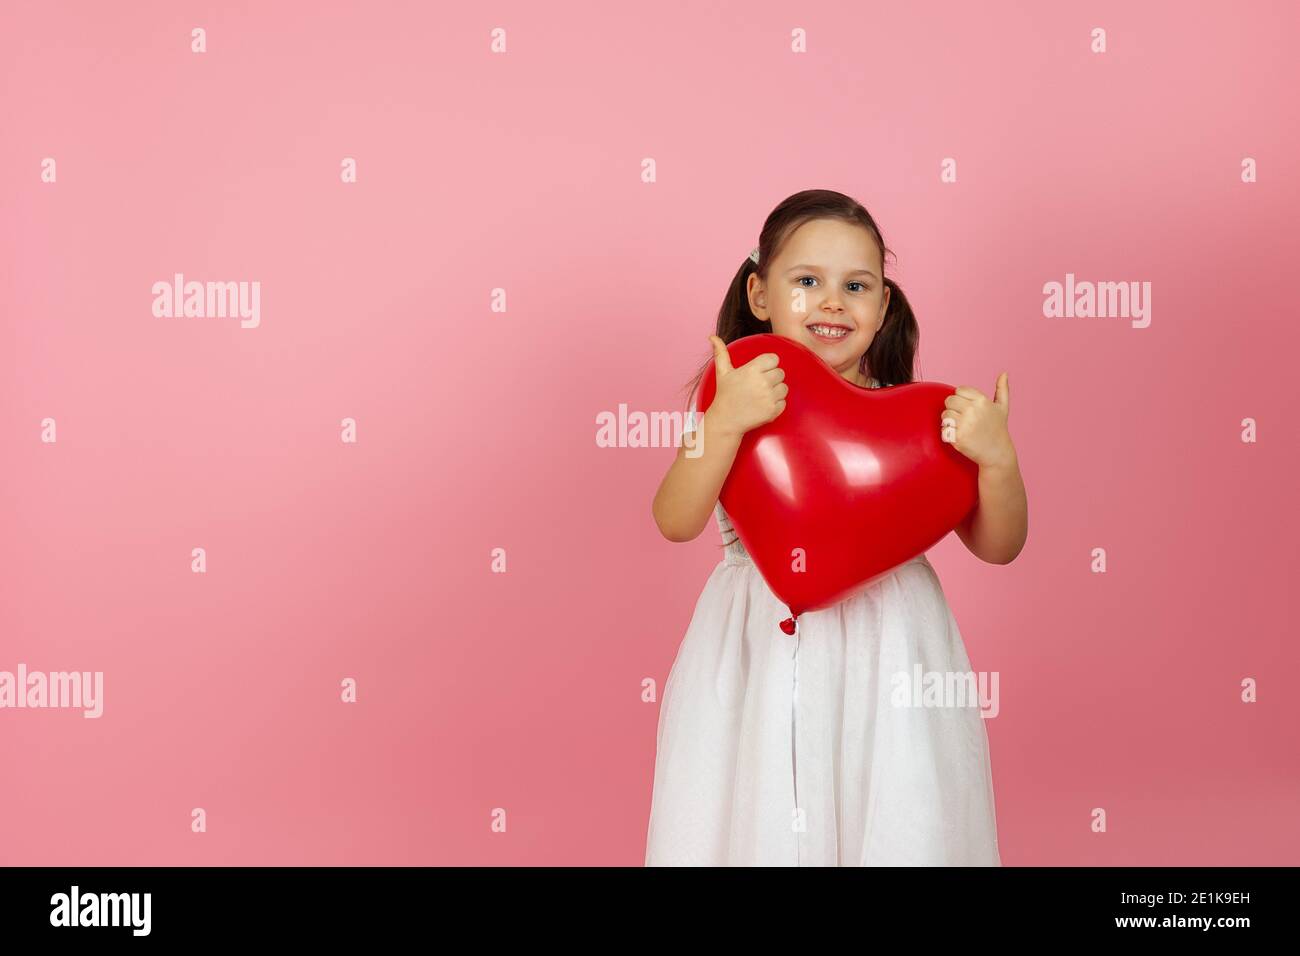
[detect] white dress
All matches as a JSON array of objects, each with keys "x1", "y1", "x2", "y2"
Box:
[{"x1": 645, "y1": 379, "x2": 1001, "y2": 866}]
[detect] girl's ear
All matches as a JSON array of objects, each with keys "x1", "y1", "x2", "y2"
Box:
[{"x1": 745, "y1": 272, "x2": 768, "y2": 321}]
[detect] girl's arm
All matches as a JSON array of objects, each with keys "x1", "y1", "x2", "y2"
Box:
[
  {"x1": 651, "y1": 410, "x2": 745, "y2": 543},
  {"x1": 954, "y1": 453, "x2": 1028, "y2": 565},
  {"x1": 943, "y1": 372, "x2": 1028, "y2": 565},
  {"x1": 653, "y1": 337, "x2": 789, "y2": 542}
]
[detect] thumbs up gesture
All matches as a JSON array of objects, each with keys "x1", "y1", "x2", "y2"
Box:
[
  {"x1": 941, "y1": 371, "x2": 1017, "y2": 469},
  {"x1": 704, "y1": 335, "x2": 790, "y2": 439}
]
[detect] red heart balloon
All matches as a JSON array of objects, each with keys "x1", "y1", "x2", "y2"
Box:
[{"x1": 698, "y1": 333, "x2": 979, "y2": 628}]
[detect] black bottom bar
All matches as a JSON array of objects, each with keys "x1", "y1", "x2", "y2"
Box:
[{"x1": 0, "y1": 865, "x2": 1284, "y2": 941}]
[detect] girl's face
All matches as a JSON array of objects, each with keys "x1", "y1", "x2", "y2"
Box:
[{"x1": 746, "y1": 218, "x2": 891, "y2": 386}]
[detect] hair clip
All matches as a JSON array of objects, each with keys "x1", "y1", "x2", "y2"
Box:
[{"x1": 749, "y1": 247, "x2": 760, "y2": 265}]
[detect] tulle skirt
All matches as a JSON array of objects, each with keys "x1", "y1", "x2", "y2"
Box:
[{"x1": 645, "y1": 548, "x2": 1001, "y2": 866}]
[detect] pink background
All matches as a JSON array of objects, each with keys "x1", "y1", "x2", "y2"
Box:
[{"x1": 2, "y1": 1, "x2": 1297, "y2": 865}]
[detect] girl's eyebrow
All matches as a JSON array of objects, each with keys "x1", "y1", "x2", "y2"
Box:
[{"x1": 786, "y1": 264, "x2": 878, "y2": 279}]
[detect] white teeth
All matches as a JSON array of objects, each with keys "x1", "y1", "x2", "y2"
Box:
[{"x1": 809, "y1": 325, "x2": 849, "y2": 338}]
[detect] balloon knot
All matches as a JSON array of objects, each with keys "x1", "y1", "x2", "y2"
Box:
[{"x1": 779, "y1": 616, "x2": 797, "y2": 636}]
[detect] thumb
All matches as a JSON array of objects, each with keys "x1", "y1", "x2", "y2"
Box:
[
  {"x1": 993, "y1": 371, "x2": 1010, "y2": 412},
  {"x1": 709, "y1": 335, "x2": 734, "y2": 375}
]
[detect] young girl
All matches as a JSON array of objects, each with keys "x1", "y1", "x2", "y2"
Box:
[{"x1": 645, "y1": 189, "x2": 1027, "y2": 866}]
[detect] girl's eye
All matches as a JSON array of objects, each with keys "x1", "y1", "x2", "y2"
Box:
[{"x1": 799, "y1": 276, "x2": 870, "y2": 293}]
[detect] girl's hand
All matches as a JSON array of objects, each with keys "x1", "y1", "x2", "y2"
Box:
[
  {"x1": 941, "y1": 372, "x2": 1017, "y2": 469},
  {"x1": 704, "y1": 335, "x2": 788, "y2": 437}
]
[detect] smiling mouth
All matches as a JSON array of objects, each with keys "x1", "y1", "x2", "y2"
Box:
[{"x1": 807, "y1": 322, "x2": 853, "y2": 342}]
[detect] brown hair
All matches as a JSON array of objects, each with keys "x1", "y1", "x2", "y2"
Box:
[{"x1": 684, "y1": 188, "x2": 921, "y2": 551}]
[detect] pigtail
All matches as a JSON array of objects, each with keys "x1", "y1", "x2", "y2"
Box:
[{"x1": 860, "y1": 277, "x2": 919, "y2": 386}]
